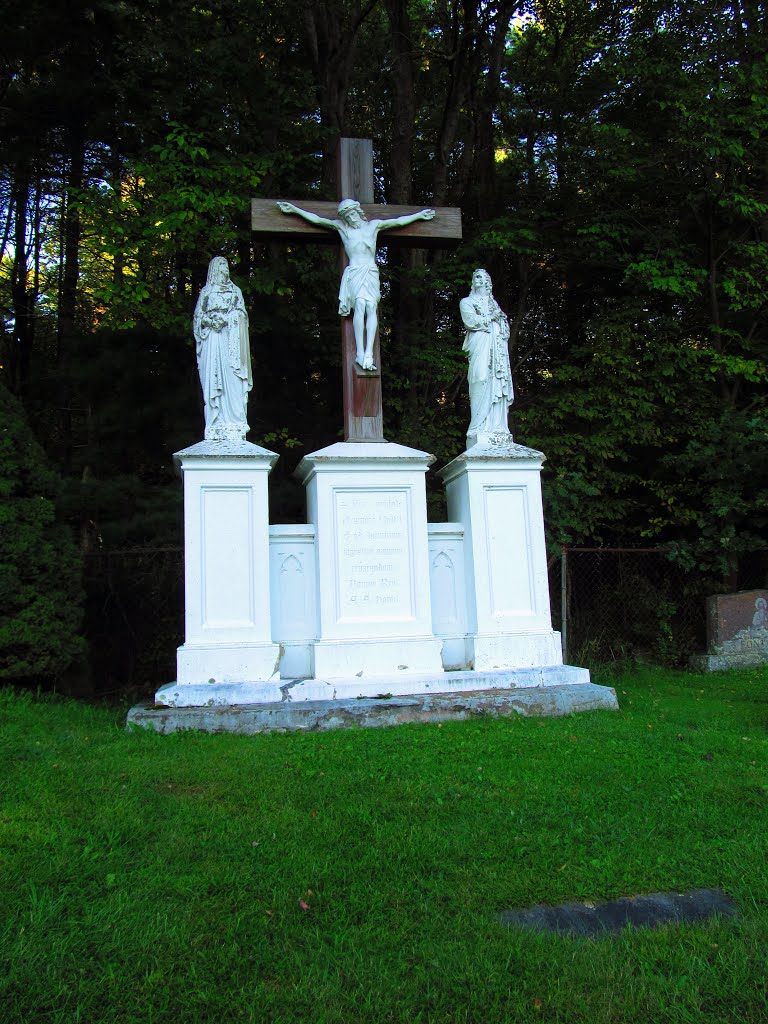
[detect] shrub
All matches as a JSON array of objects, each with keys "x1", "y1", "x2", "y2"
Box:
[{"x1": 0, "y1": 382, "x2": 85, "y2": 680}]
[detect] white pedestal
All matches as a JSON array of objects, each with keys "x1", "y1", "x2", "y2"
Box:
[
  {"x1": 171, "y1": 440, "x2": 281, "y2": 693},
  {"x1": 439, "y1": 437, "x2": 562, "y2": 670},
  {"x1": 295, "y1": 442, "x2": 444, "y2": 678}
]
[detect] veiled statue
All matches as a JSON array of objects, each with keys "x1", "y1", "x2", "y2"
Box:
[
  {"x1": 193, "y1": 257, "x2": 252, "y2": 441},
  {"x1": 459, "y1": 268, "x2": 513, "y2": 444}
]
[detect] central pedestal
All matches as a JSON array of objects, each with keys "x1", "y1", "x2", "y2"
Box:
[{"x1": 295, "y1": 442, "x2": 444, "y2": 679}]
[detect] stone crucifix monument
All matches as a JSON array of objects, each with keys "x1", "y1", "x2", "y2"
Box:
[
  {"x1": 148, "y1": 137, "x2": 614, "y2": 724},
  {"x1": 247, "y1": 139, "x2": 463, "y2": 680}
]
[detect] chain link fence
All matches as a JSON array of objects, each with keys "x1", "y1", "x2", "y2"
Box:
[
  {"x1": 552, "y1": 546, "x2": 768, "y2": 666},
  {"x1": 550, "y1": 547, "x2": 713, "y2": 667},
  {"x1": 84, "y1": 547, "x2": 184, "y2": 695},
  {"x1": 82, "y1": 544, "x2": 765, "y2": 693}
]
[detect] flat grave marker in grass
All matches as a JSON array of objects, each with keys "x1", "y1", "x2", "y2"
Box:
[{"x1": 500, "y1": 888, "x2": 738, "y2": 938}]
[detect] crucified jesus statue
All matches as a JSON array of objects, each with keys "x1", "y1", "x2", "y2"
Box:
[{"x1": 277, "y1": 199, "x2": 435, "y2": 370}]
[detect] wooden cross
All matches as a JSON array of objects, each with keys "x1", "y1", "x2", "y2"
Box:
[{"x1": 251, "y1": 138, "x2": 462, "y2": 442}]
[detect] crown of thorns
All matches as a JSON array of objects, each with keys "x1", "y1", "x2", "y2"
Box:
[{"x1": 338, "y1": 199, "x2": 364, "y2": 217}]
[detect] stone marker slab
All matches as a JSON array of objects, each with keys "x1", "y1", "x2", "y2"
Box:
[
  {"x1": 690, "y1": 589, "x2": 768, "y2": 671},
  {"x1": 707, "y1": 589, "x2": 767, "y2": 647},
  {"x1": 500, "y1": 889, "x2": 737, "y2": 938},
  {"x1": 127, "y1": 682, "x2": 618, "y2": 735}
]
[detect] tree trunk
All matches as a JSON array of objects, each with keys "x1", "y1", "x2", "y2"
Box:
[
  {"x1": 381, "y1": 0, "x2": 425, "y2": 429},
  {"x1": 431, "y1": 2, "x2": 478, "y2": 206},
  {"x1": 10, "y1": 162, "x2": 33, "y2": 396},
  {"x1": 472, "y1": 2, "x2": 517, "y2": 222},
  {"x1": 56, "y1": 134, "x2": 86, "y2": 473},
  {"x1": 383, "y1": 0, "x2": 415, "y2": 204},
  {"x1": 58, "y1": 139, "x2": 85, "y2": 351},
  {"x1": 303, "y1": 0, "x2": 381, "y2": 192},
  {"x1": 110, "y1": 150, "x2": 124, "y2": 291}
]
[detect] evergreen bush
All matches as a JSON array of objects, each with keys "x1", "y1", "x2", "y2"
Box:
[{"x1": 0, "y1": 383, "x2": 85, "y2": 681}]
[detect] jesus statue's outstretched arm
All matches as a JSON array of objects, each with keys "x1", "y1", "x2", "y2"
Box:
[
  {"x1": 374, "y1": 209, "x2": 435, "y2": 232},
  {"x1": 276, "y1": 201, "x2": 341, "y2": 233}
]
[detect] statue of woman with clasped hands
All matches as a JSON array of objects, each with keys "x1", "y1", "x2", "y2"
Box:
[
  {"x1": 277, "y1": 199, "x2": 435, "y2": 371},
  {"x1": 460, "y1": 268, "x2": 514, "y2": 444},
  {"x1": 193, "y1": 257, "x2": 253, "y2": 441}
]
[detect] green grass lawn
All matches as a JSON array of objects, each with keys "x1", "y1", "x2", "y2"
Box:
[{"x1": 1, "y1": 667, "x2": 766, "y2": 1023}]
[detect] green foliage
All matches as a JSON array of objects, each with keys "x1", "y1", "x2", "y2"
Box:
[
  {"x1": 477, "y1": 3, "x2": 768, "y2": 580},
  {"x1": 2, "y1": 0, "x2": 767, "y2": 591},
  {"x1": 0, "y1": 383, "x2": 84, "y2": 680},
  {"x1": 58, "y1": 327, "x2": 194, "y2": 548},
  {"x1": 660, "y1": 408, "x2": 768, "y2": 579},
  {"x1": 82, "y1": 123, "x2": 273, "y2": 334}
]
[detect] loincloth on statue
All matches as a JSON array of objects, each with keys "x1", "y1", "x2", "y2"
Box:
[{"x1": 338, "y1": 264, "x2": 381, "y2": 316}]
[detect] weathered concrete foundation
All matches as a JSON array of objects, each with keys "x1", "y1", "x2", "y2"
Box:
[{"x1": 127, "y1": 681, "x2": 618, "y2": 735}]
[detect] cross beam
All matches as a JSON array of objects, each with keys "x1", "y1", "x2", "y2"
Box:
[
  {"x1": 251, "y1": 201, "x2": 462, "y2": 248},
  {"x1": 252, "y1": 138, "x2": 462, "y2": 442}
]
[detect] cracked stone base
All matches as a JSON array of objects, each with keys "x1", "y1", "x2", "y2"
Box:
[
  {"x1": 689, "y1": 648, "x2": 768, "y2": 671},
  {"x1": 174, "y1": 642, "x2": 281, "y2": 689},
  {"x1": 156, "y1": 679, "x2": 284, "y2": 707},
  {"x1": 155, "y1": 665, "x2": 590, "y2": 708},
  {"x1": 127, "y1": 682, "x2": 619, "y2": 734}
]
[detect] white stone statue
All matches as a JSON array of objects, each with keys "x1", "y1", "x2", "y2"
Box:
[
  {"x1": 276, "y1": 199, "x2": 435, "y2": 370},
  {"x1": 193, "y1": 257, "x2": 253, "y2": 442},
  {"x1": 460, "y1": 268, "x2": 513, "y2": 444}
]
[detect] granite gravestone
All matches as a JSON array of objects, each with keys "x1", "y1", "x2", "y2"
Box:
[{"x1": 690, "y1": 589, "x2": 768, "y2": 671}]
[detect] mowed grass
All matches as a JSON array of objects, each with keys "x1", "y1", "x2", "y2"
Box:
[{"x1": 0, "y1": 668, "x2": 766, "y2": 1023}]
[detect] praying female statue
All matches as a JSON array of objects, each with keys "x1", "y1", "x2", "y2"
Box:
[
  {"x1": 193, "y1": 257, "x2": 253, "y2": 441},
  {"x1": 277, "y1": 199, "x2": 435, "y2": 371},
  {"x1": 459, "y1": 268, "x2": 513, "y2": 445}
]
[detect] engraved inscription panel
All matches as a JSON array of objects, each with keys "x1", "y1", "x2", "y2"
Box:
[{"x1": 335, "y1": 489, "x2": 412, "y2": 620}]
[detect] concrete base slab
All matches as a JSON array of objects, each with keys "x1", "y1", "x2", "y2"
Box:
[
  {"x1": 282, "y1": 664, "x2": 589, "y2": 702},
  {"x1": 154, "y1": 664, "x2": 590, "y2": 707},
  {"x1": 689, "y1": 651, "x2": 768, "y2": 672},
  {"x1": 127, "y1": 681, "x2": 618, "y2": 735},
  {"x1": 176, "y1": 642, "x2": 281, "y2": 686},
  {"x1": 469, "y1": 632, "x2": 564, "y2": 671}
]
